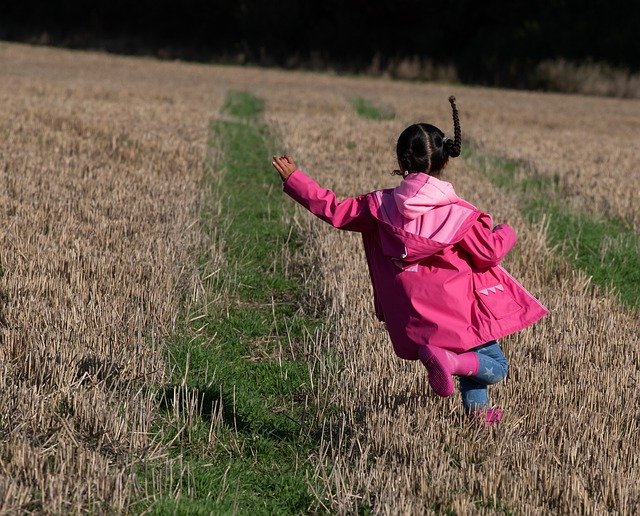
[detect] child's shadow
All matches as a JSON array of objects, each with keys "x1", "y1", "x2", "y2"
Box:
[
  {"x1": 158, "y1": 384, "x2": 251, "y2": 433},
  {"x1": 158, "y1": 384, "x2": 299, "y2": 442}
]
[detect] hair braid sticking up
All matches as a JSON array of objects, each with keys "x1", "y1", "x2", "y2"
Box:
[{"x1": 444, "y1": 95, "x2": 462, "y2": 158}]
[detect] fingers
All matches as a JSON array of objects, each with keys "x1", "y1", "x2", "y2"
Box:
[
  {"x1": 271, "y1": 156, "x2": 283, "y2": 173},
  {"x1": 271, "y1": 155, "x2": 290, "y2": 179},
  {"x1": 272, "y1": 155, "x2": 293, "y2": 168}
]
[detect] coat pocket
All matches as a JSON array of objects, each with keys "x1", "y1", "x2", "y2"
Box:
[{"x1": 475, "y1": 283, "x2": 523, "y2": 320}]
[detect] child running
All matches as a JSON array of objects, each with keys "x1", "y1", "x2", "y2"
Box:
[{"x1": 271, "y1": 96, "x2": 547, "y2": 424}]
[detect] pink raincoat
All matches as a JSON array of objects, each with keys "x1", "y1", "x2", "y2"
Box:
[{"x1": 284, "y1": 169, "x2": 548, "y2": 360}]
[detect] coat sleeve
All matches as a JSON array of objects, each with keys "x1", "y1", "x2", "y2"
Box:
[
  {"x1": 283, "y1": 169, "x2": 376, "y2": 233},
  {"x1": 457, "y1": 213, "x2": 517, "y2": 268}
]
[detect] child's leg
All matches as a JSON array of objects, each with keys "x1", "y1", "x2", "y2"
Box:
[
  {"x1": 459, "y1": 341, "x2": 508, "y2": 424},
  {"x1": 459, "y1": 377, "x2": 490, "y2": 412},
  {"x1": 471, "y1": 341, "x2": 508, "y2": 386},
  {"x1": 419, "y1": 341, "x2": 507, "y2": 400}
]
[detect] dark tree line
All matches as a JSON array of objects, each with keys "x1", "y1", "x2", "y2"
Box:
[{"x1": 1, "y1": 1, "x2": 638, "y2": 86}]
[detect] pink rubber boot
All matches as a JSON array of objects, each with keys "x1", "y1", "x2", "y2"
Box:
[
  {"x1": 418, "y1": 345, "x2": 479, "y2": 397},
  {"x1": 472, "y1": 407, "x2": 504, "y2": 426}
]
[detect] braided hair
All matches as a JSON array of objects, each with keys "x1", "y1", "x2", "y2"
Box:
[{"x1": 395, "y1": 96, "x2": 462, "y2": 177}]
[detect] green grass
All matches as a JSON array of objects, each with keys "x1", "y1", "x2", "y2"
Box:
[
  {"x1": 137, "y1": 91, "x2": 325, "y2": 514},
  {"x1": 223, "y1": 90, "x2": 265, "y2": 119},
  {"x1": 351, "y1": 97, "x2": 395, "y2": 121},
  {"x1": 463, "y1": 144, "x2": 640, "y2": 308}
]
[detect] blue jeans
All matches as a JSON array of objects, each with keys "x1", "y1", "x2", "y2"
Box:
[{"x1": 459, "y1": 341, "x2": 508, "y2": 412}]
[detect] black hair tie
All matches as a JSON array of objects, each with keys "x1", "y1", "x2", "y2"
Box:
[{"x1": 442, "y1": 136, "x2": 450, "y2": 155}]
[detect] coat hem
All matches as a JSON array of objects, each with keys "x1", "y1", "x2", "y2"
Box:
[
  {"x1": 397, "y1": 306, "x2": 549, "y2": 357},
  {"x1": 457, "y1": 309, "x2": 548, "y2": 352}
]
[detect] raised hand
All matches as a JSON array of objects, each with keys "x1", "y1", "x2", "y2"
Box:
[{"x1": 271, "y1": 155, "x2": 297, "y2": 181}]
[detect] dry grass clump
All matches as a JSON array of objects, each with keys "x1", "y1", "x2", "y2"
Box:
[
  {"x1": 365, "y1": 54, "x2": 459, "y2": 84},
  {"x1": 0, "y1": 43, "x2": 227, "y2": 511},
  {"x1": 262, "y1": 76, "x2": 639, "y2": 513}
]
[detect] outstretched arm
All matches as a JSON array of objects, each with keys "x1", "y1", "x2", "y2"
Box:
[
  {"x1": 272, "y1": 155, "x2": 375, "y2": 233},
  {"x1": 457, "y1": 213, "x2": 517, "y2": 268}
]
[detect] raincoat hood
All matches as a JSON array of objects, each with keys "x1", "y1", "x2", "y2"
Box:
[
  {"x1": 393, "y1": 173, "x2": 460, "y2": 220},
  {"x1": 370, "y1": 173, "x2": 478, "y2": 264}
]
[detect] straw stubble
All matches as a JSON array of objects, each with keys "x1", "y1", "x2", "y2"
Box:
[{"x1": 0, "y1": 44, "x2": 222, "y2": 512}]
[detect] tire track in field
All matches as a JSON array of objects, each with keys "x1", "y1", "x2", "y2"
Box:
[
  {"x1": 462, "y1": 142, "x2": 640, "y2": 308},
  {"x1": 144, "y1": 90, "x2": 331, "y2": 513}
]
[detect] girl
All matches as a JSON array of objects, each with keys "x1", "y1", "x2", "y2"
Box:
[{"x1": 271, "y1": 96, "x2": 547, "y2": 425}]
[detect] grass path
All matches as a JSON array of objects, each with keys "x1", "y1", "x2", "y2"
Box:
[
  {"x1": 350, "y1": 97, "x2": 395, "y2": 121},
  {"x1": 140, "y1": 91, "x2": 325, "y2": 514}
]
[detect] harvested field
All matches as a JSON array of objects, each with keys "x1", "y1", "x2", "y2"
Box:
[
  {"x1": 0, "y1": 42, "x2": 638, "y2": 513},
  {"x1": 0, "y1": 44, "x2": 222, "y2": 511}
]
